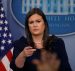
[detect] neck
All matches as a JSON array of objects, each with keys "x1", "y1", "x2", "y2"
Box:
[{"x1": 32, "y1": 34, "x2": 43, "y2": 43}]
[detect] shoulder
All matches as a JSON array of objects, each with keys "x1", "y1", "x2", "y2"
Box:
[
  {"x1": 46, "y1": 35, "x2": 66, "y2": 56},
  {"x1": 13, "y1": 36, "x2": 29, "y2": 57},
  {"x1": 13, "y1": 36, "x2": 28, "y2": 47},
  {"x1": 14, "y1": 36, "x2": 27, "y2": 43},
  {"x1": 13, "y1": 36, "x2": 29, "y2": 51},
  {"x1": 46, "y1": 35, "x2": 65, "y2": 50},
  {"x1": 47, "y1": 35, "x2": 64, "y2": 44}
]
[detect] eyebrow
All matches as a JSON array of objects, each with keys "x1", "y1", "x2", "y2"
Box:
[{"x1": 29, "y1": 19, "x2": 42, "y2": 22}]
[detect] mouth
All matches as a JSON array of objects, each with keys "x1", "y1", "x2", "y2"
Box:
[{"x1": 33, "y1": 29, "x2": 39, "y2": 31}]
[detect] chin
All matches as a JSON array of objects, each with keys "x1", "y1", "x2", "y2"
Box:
[{"x1": 32, "y1": 33, "x2": 41, "y2": 36}]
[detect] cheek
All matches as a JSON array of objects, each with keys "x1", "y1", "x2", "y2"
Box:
[
  {"x1": 28, "y1": 24, "x2": 32, "y2": 29},
  {"x1": 28, "y1": 24, "x2": 33, "y2": 31},
  {"x1": 40, "y1": 23, "x2": 45, "y2": 32}
]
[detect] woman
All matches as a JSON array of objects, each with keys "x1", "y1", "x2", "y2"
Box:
[{"x1": 10, "y1": 8, "x2": 72, "y2": 71}]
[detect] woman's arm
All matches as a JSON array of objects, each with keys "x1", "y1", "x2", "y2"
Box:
[
  {"x1": 15, "y1": 46, "x2": 36, "y2": 68},
  {"x1": 15, "y1": 50, "x2": 26, "y2": 68},
  {"x1": 10, "y1": 37, "x2": 28, "y2": 70},
  {"x1": 10, "y1": 37, "x2": 36, "y2": 70},
  {"x1": 58, "y1": 38, "x2": 72, "y2": 71},
  {"x1": 55, "y1": 38, "x2": 72, "y2": 71}
]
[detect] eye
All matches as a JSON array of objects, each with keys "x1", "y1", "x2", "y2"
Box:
[
  {"x1": 29, "y1": 21, "x2": 34, "y2": 24},
  {"x1": 36, "y1": 20, "x2": 41, "y2": 23}
]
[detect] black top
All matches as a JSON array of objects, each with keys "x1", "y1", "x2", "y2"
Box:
[{"x1": 10, "y1": 36, "x2": 72, "y2": 71}]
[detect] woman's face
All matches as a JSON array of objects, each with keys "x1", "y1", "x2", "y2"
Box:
[{"x1": 28, "y1": 14, "x2": 45, "y2": 36}]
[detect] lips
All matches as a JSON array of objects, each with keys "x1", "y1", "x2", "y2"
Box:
[{"x1": 33, "y1": 29, "x2": 39, "y2": 31}]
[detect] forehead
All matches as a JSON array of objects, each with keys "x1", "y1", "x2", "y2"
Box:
[{"x1": 28, "y1": 14, "x2": 43, "y2": 21}]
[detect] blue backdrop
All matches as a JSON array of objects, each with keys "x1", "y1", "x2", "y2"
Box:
[{"x1": 2, "y1": 0, "x2": 75, "y2": 71}]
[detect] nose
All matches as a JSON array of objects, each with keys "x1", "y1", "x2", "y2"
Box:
[{"x1": 33, "y1": 22, "x2": 38, "y2": 26}]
